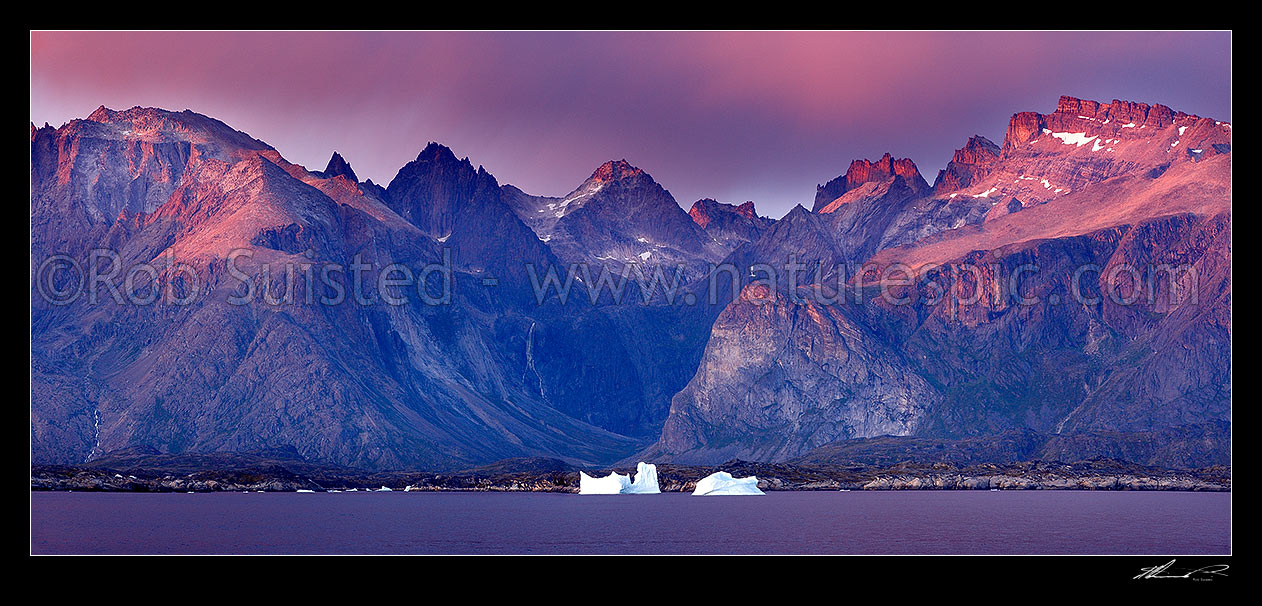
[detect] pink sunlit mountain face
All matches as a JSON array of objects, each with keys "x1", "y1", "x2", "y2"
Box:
[{"x1": 30, "y1": 96, "x2": 1230, "y2": 471}]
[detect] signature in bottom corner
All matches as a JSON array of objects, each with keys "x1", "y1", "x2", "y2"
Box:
[{"x1": 1134, "y1": 559, "x2": 1229, "y2": 580}]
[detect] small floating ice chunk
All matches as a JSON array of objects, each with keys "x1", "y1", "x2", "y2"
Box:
[
  {"x1": 377, "y1": 486, "x2": 393, "y2": 492},
  {"x1": 692, "y1": 471, "x2": 764, "y2": 496},
  {"x1": 297, "y1": 489, "x2": 315, "y2": 493}
]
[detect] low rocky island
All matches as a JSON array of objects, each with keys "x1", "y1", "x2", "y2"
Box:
[{"x1": 30, "y1": 450, "x2": 1230, "y2": 493}]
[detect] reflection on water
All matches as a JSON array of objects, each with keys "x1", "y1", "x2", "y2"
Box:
[{"x1": 30, "y1": 490, "x2": 1230, "y2": 555}]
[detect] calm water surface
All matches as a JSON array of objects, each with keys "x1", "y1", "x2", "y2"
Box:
[{"x1": 31, "y1": 490, "x2": 1230, "y2": 555}]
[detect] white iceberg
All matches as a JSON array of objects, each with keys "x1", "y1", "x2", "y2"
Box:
[
  {"x1": 692, "y1": 471, "x2": 764, "y2": 496},
  {"x1": 624, "y1": 462, "x2": 661, "y2": 494},
  {"x1": 579, "y1": 471, "x2": 631, "y2": 494},
  {"x1": 579, "y1": 462, "x2": 661, "y2": 494}
]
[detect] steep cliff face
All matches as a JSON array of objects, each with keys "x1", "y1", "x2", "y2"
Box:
[
  {"x1": 645, "y1": 96, "x2": 1231, "y2": 468},
  {"x1": 644, "y1": 283, "x2": 937, "y2": 464},
  {"x1": 647, "y1": 210, "x2": 1230, "y2": 466},
  {"x1": 894, "y1": 212, "x2": 1230, "y2": 441}
]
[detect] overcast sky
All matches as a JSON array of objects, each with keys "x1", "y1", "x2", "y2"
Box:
[{"x1": 31, "y1": 31, "x2": 1231, "y2": 219}]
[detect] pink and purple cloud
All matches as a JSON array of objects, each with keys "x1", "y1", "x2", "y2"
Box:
[{"x1": 31, "y1": 31, "x2": 1231, "y2": 218}]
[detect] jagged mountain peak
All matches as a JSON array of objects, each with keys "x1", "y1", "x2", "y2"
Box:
[
  {"x1": 391, "y1": 142, "x2": 493, "y2": 189},
  {"x1": 957, "y1": 135, "x2": 1000, "y2": 158},
  {"x1": 1053, "y1": 95, "x2": 1195, "y2": 126},
  {"x1": 688, "y1": 198, "x2": 721, "y2": 227},
  {"x1": 590, "y1": 159, "x2": 647, "y2": 184},
  {"x1": 688, "y1": 198, "x2": 764, "y2": 229},
  {"x1": 413, "y1": 141, "x2": 472, "y2": 167},
  {"x1": 691, "y1": 198, "x2": 767, "y2": 231},
  {"x1": 845, "y1": 153, "x2": 927, "y2": 189},
  {"x1": 86, "y1": 104, "x2": 113, "y2": 122},
  {"x1": 782, "y1": 203, "x2": 813, "y2": 221},
  {"x1": 813, "y1": 153, "x2": 930, "y2": 212},
  {"x1": 546, "y1": 158, "x2": 665, "y2": 221},
  {"x1": 1001, "y1": 95, "x2": 1222, "y2": 154},
  {"x1": 932, "y1": 135, "x2": 1002, "y2": 195},
  {"x1": 322, "y1": 151, "x2": 358, "y2": 182}
]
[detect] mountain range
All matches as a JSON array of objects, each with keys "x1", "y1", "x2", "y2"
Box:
[{"x1": 30, "y1": 95, "x2": 1231, "y2": 471}]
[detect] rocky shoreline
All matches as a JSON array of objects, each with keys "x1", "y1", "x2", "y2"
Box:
[{"x1": 30, "y1": 456, "x2": 1230, "y2": 494}]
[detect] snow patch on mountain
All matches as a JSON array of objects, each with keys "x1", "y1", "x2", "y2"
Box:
[{"x1": 1050, "y1": 132, "x2": 1097, "y2": 147}]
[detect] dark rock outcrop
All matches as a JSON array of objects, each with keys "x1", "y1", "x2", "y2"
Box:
[
  {"x1": 688, "y1": 198, "x2": 774, "y2": 250},
  {"x1": 812, "y1": 153, "x2": 929, "y2": 212},
  {"x1": 932, "y1": 136, "x2": 1000, "y2": 195},
  {"x1": 318, "y1": 151, "x2": 358, "y2": 182}
]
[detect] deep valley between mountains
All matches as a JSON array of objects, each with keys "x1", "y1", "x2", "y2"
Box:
[{"x1": 30, "y1": 95, "x2": 1231, "y2": 482}]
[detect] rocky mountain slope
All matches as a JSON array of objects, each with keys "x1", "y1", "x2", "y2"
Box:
[
  {"x1": 643, "y1": 96, "x2": 1231, "y2": 467},
  {"x1": 501, "y1": 160, "x2": 727, "y2": 279},
  {"x1": 32, "y1": 96, "x2": 1231, "y2": 472},
  {"x1": 30, "y1": 108, "x2": 643, "y2": 470}
]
